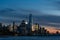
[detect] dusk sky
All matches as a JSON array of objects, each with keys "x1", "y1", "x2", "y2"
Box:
[
  {"x1": 0, "y1": 0, "x2": 60, "y2": 33},
  {"x1": 0, "y1": 0, "x2": 60, "y2": 16},
  {"x1": 0, "y1": 0, "x2": 60, "y2": 24}
]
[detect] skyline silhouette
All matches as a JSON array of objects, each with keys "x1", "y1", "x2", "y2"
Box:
[{"x1": 0, "y1": 0, "x2": 60, "y2": 35}]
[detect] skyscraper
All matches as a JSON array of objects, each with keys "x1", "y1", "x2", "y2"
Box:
[
  {"x1": 28, "y1": 14, "x2": 33, "y2": 32},
  {"x1": 0, "y1": 23, "x2": 2, "y2": 31},
  {"x1": 13, "y1": 21, "x2": 15, "y2": 32}
]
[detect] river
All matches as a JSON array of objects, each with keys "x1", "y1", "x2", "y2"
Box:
[{"x1": 0, "y1": 36, "x2": 60, "y2": 40}]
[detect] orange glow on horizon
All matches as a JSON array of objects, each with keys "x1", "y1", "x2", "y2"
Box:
[{"x1": 45, "y1": 27, "x2": 60, "y2": 34}]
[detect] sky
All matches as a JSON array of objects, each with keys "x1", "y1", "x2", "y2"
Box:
[
  {"x1": 0, "y1": 0, "x2": 60, "y2": 33},
  {"x1": 0, "y1": 0, "x2": 60, "y2": 24},
  {"x1": 0, "y1": 0, "x2": 60, "y2": 16},
  {"x1": 0, "y1": 0, "x2": 60, "y2": 25}
]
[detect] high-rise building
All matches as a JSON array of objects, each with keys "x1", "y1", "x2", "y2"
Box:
[
  {"x1": 7, "y1": 25, "x2": 13, "y2": 32},
  {"x1": 18, "y1": 20, "x2": 28, "y2": 35},
  {"x1": 13, "y1": 21, "x2": 15, "y2": 32},
  {"x1": 32, "y1": 23, "x2": 39, "y2": 31},
  {"x1": 0, "y1": 23, "x2": 2, "y2": 31},
  {"x1": 28, "y1": 14, "x2": 33, "y2": 32},
  {"x1": 13, "y1": 21, "x2": 18, "y2": 33},
  {"x1": 31, "y1": 23, "x2": 40, "y2": 35}
]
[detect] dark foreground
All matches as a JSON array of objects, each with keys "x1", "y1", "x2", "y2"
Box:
[{"x1": 0, "y1": 36, "x2": 60, "y2": 40}]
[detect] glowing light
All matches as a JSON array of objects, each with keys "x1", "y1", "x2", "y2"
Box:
[
  {"x1": 25, "y1": 21, "x2": 28, "y2": 24},
  {"x1": 45, "y1": 27, "x2": 60, "y2": 34},
  {"x1": 32, "y1": 25, "x2": 35, "y2": 31}
]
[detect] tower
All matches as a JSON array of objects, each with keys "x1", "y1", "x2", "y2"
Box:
[
  {"x1": 13, "y1": 21, "x2": 15, "y2": 32},
  {"x1": 28, "y1": 14, "x2": 33, "y2": 32},
  {"x1": 0, "y1": 23, "x2": 2, "y2": 31}
]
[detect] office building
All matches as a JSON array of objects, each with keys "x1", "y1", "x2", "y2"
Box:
[{"x1": 28, "y1": 14, "x2": 33, "y2": 32}]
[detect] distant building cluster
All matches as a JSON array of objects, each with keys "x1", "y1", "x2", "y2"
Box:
[{"x1": 0, "y1": 14, "x2": 60, "y2": 36}]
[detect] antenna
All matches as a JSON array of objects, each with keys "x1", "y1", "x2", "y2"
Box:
[{"x1": 13, "y1": 14, "x2": 15, "y2": 32}]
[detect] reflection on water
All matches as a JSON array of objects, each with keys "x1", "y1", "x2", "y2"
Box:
[{"x1": 0, "y1": 36, "x2": 60, "y2": 40}]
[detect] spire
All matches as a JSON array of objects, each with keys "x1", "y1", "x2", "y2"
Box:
[{"x1": 13, "y1": 21, "x2": 15, "y2": 32}]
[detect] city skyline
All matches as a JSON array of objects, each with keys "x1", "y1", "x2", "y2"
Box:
[
  {"x1": 0, "y1": 15, "x2": 60, "y2": 36},
  {"x1": 0, "y1": 0, "x2": 60, "y2": 34},
  {"x1": 0, "y1": 14, "x2": 60, "y2": 34}
]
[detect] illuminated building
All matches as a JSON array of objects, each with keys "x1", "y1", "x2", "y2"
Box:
[
  {"x1": 7, "y1": 25, "x2": 13, "y2": 32},
  {"x1": 32, "y1": 23, "x2": 39, "y2": 31},
  {"x1": 32, "y1": 25, "x2": 35, "y2": 31},
  {"x1": 34, "y1": 23, "x2": 39, "y2": 31}
]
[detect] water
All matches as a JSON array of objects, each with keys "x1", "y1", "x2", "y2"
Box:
[{"x1": 0, "y1": 36, "x2": 60, "y2": 40}]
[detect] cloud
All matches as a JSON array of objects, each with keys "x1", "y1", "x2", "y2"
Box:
[
  {"x1": 52, "y1": 0, "x2": 60, "y2": 10},
  {"x1": 0, "y1": 8, "x2": 60, "y2": 28},
  {"x1": 0, "y1": 8, "x2": 44, "y2": 23}
]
